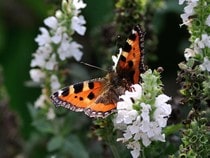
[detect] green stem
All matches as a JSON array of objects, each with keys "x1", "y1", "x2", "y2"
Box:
[
  {"x1": 141, "y1": 146, "x2": 146, "y2": 158},
  {"x1": 108, "y1": 142, "x2": 120, "y2": 158}
]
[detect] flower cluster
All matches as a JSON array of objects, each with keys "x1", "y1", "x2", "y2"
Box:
[
  {"x1": 29, "y1": 0, "x2": 86, "y2": 118},
  {"x1": 177, "y1": 0, "x2": 210, "y2": 156},
  {"x1": 113, "y1": 70, "x2": 172, "y2": 158},
  {"x1": 179, "y1": 0, "x2": 210, "y2": 72},
  {"x1": 179, "y1": 0, "x2": 199, "y2": 26},
  {"x1": 206, "y1": 15, "x2": 210, "y2": 26}
]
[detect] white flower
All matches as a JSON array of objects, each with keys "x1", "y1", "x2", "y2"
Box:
[
  {"x1": 55, "y1": 10, "x2": 63, "y2": 19},
  {"x1": 31, "y1": 44, "x2": 52, "y2": 68},
  {"x1": 155, "y1": 94, "x2": 171, "y2": 106},
  {"x1": 205, "y1": 15, "x2": 210, "y2": 26},
  {"x1": 35, "y1": 27, "x2": 51, "y2": 46},
  {"x1": 128, "y1": 117, "x2": 141, "y2": 134},
  {"x1": 194, "y1": 34, "x2": 210, "y2": 50},
  {"x1": 45, "y1": 54, "x2": 57, "y2": 70},
  {"x1": 58, "y1": 38, "x2": 83, "y2": 61},
  {"x1": 57, "y1": 33, "x2": 70, "y2": 60},
  {"x1": 31, "y1": 0, "x2": 86, "y2": 73},
  {"x1": 179, "y1": 0, "x2": 185, "y2": 5},
  {"x1": 115, "y1": 105, "x2": 136, "y2": 125},
  {"x1": 47, "y1": 108, "x2": 56, "y2": 120},
  {"x1": 118, "y1": 110, "x2": 138, "y2": 125},
  {"x1": 184, "y1": 48, "x2": 196, "y2": 60},
  {"x1": 195, "y1": 37, "x2": 205, "y2": 49},
  {"x1": 72, "y1": 0, "x2": 87, "y2": 13},
  {"x1": 44, "y1": 16, "x2": 58, "y2": 30},
  {"x1": 113, "y1": 82, "x2": 172, "y2": 158},
  {"x1": 200, "y1": 57, "x2": 210, "y2": 72},
  {"x1": 123, "y1": 129, "x2": 133, "y2": 140},
  {"x1": 114, "y1": 84, "x2": 142, "y2": 125},
  {"x1": 71, "y1": 15, "x2": 86, "y2": 35},
  {"x1": 130, "y1": 148, "x2": 140, "y2": 158},
  {"x1": 127, "y1": 141, "x2": 141, "y2": 158},
  {"x1": 30, "y1": 0, "x2": 87, "y2": 128},
  {"x1": 154, "y1": 94, "x2": 172, "y2": 127},
  {"x1": 50, "y1": 75, "x2": 61, "y2": 91},
  {"x1": 141, "y1": 132, "x2": 151, "y2": 146},
  {"x1": 180, "y1": 0, "x2": 198, "y2": 26},
  {"x1": 34, "y1": 94, "x2": 47, "y2": 108},
  {"x1": 201, "y1": 34, "x2": 210, "y2": 48},
  {"x1": 69, "y1": 41, "x2": 83, "y2": 61},
  {"x1": 180, "y1": 13, "x2": 191, "y2": 26},
  {"x1": 30, "y1": 69, "x2": 46, "y2": 83},
  {"x1": 51, "y1": 26, "x2": 65, "y2": 44},
  {"x1": 184, "y1": 2, "x2": 197, "y2": 15},
  {"x1": 140, "y1": 103, "x2": 151, "y2": 122},
  {"x1": 116, "y1": 98, "x2": 133, "y2": 111}
]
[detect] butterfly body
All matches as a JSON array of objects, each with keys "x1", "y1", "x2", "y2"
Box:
[{"x1": 51, "y1": 25, "x2": 145, "y2": 118}]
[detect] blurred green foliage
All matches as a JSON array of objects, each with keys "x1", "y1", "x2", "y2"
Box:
[{"x1": 0, "y1": 0, "x2": 51, "y2": 137}]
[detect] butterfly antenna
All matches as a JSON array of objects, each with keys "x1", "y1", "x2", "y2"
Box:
[{"x1": 80, "y1": 62, "x2": 108, "y2": 72}]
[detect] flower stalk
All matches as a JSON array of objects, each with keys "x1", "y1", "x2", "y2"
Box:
[
  {"x1": 176, "y1": 0, "x2": 210, "y2": 157},
  {"x1": 28, "y1": 1, "x2": 87, "y2": 157},
  {"x1": 30, "y1": 0, "x2": 86, "y2": 116},
  {"x1": 113, "y1": 70, "x2": 172, "y2": 158}
]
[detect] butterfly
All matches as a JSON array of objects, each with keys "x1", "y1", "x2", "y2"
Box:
[{"x1": 50, "y1": 25, "x2": 145, "y2": 118}]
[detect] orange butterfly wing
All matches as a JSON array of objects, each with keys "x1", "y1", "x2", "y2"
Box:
[
  {"x1": 50, "y1": 79, "x2": 116, "y2": 118},
  {"x1": 50, "y1": 25, "x2": 145, "y2": 118},
  {"x1": 116, "y1": 25, "x2": 145, "y2": 84}
]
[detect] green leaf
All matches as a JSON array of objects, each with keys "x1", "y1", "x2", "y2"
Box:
[
  {"x1": 164, "y1": 123, "x2": 183, "y2": 135},
  {"x1": 32, "y1": 119, "x2": 54, "y2": 134},
  {"x1": 47, "y1": 136, "x2": 64, "y2": 152},
  {"x1": 28, "y1": 104, "x2": 38, "y2": 119},
  {"x1": 63, "y1": 135, "x2": 89, "y2": 158}
]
